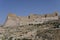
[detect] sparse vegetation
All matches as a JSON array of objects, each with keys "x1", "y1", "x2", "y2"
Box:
[{"x1": 0, "y1": 13, "x2": 60, "y2": 40}]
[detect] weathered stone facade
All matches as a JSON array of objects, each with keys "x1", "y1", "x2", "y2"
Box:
[
  {"x1": 4, "y1": 13, "x2": 58, "y2": 27},
  {"x1": 0, "y1": 12, "x2": 60, "y2": 40}
]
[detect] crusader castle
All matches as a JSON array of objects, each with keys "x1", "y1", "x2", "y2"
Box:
[
  {"x1": 0, "y1": 12, "x2": 60, "y2": 40},
  {"x1": 4, "y1": 12, "x2": 58, "y2": 27}
]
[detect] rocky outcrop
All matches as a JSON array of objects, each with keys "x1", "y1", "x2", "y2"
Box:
[
  {"x1": 0, "y1": 12, "x2": 60, "y2": 40},
  {"x1": 1, "y1": 19, "x2": 60, "y2": 40}
]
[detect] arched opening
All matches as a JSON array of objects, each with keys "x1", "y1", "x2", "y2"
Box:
[{"x1": 54, "y1": 12, "x2": 58, "y2": 16}]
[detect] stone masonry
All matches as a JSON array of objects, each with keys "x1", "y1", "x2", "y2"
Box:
[{"x1": 4, "y1": 12, "x2": 58, "y2": 27}]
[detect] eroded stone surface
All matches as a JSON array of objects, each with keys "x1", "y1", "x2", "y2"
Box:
[
  {"x1": 0, "y1": 12, "x2": 60, "y2": 40},
  {"x1": 4, "y1": 13, "x2": 59, "y2": 27}
]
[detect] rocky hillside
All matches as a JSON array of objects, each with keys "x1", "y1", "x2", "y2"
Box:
[
  {"x1": 0, "y1": 13, "x2": 60, "y2": 40},
  {"x1": 0, "y1": 20, "x2": 59, "y2": 40}
]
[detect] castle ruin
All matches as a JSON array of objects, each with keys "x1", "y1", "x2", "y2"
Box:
[{"x1": 4, "y1": 12, "x2": 58, "y2": 27}]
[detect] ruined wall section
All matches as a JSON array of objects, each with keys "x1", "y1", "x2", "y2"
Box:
[
  {"x1": 27, "y1": 13, "x2": 58, "y2": 24},
  {"x1": 4, "y1": 14, "x2": 20, "y2": 27},
  {"x1": 4, "y1": 13, "x2": 59, "y2": 27}
]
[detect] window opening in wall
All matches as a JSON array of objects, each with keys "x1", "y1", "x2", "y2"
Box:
[
  {"x1": 45, "y1": 14, "x2": 47, "y2": 18},
  {"x1": 28, "y1": 16, "x2": 30, "y2": 19},
  {"x1": 0, "y1": 33, "x2": 2, "y2": 34},
  {"x1": 20, "y1": 35, "x2": 22, "y2": 36},
  {"x1": 55, "y1": 13, "x2": 58, "y2": 16},
  {"x1": 33, "y1": 19, "x2": 34, "y2": 21},
  {"x1": 29, "y1": 24, "x2": 33, "y2": 25}
]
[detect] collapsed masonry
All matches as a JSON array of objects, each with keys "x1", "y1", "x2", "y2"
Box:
[{"x1": 0, "y1": 12, "x2": 60, "y2": 40}]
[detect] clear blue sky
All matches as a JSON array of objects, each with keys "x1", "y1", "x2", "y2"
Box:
[{"x1": 0, "y1": 0, "x2": 60, "y2": 24}]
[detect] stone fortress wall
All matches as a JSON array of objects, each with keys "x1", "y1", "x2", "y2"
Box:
[
  {"x1": 0, "y1": 12, "x2": 59, "y2": 40},
  {"x1": 4, "y1": 12, "x2": 59, "y2": 27}
]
